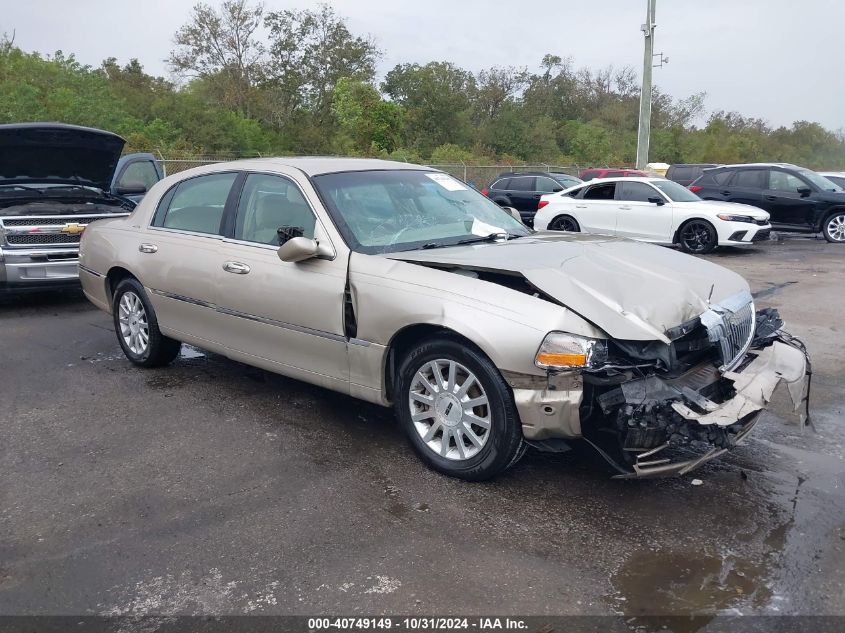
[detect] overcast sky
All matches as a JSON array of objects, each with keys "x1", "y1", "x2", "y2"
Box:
[{"x1": 4, "y1": 0, "x2": 843, "y2": 131}]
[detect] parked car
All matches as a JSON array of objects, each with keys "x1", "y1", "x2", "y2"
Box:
[
  {"x1": 0, "y1": 123, "x2": 162, "y2": 292},
  {"x1": 689, "y1": 163, "x2": 845, "y2": 242},
  {"x1": 666, "y1": 163, "x2": 719, "y2": 187},
  {"x1": 579, "y1": 168, "x2": 647, "y2": 181},
  {"x1": 79, "y1": 158, "x2": 808, "y2": 480},
  {"x1": 533, "y1": 177, "x2": 771, "y2": 254},
  {"x1": 481, "y1": 171, "x2": 582, "y2": 226},
  {"x1": 818, "y1": 171, "x2": 845, "y2": 189}
]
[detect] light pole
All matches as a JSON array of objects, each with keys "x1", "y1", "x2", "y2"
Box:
[{"x1": 635, "y1": 0, "x2": 657, "y2": 169}]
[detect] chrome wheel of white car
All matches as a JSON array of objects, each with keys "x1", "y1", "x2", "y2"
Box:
[
  {"x1": 823, "y1": 212, "x2": 845, "y2": 243},
  {"x1": 118, "y1": 291, "x2": 149, "y2": 355},
  {"x1": 409, "y1": 359, "x2": 491, "y2": 460}
]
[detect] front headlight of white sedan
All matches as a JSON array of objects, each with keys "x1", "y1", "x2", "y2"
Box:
[{"x1": 535, "y1": 332, "x2": 609, "y2": 370}]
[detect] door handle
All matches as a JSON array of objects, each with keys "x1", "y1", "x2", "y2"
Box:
[
  {"x1": 764, "y1": 195, "x2": 777, "y2": 201},
  {"x1": 222, "y1": 261, "x2": 250, "y2": 275},
  {"x1": 619, "y1": 205, "x2": 632, "y2": 210},
  {"x1": 138, "y1": 243, "x2": 158, "y2": 253},
  {"x1": 720, "y1": 190, "x2": 731, "y2": 196},
  {"x1": 575, "y1": 205, "x2": 587, "y2": 209}
]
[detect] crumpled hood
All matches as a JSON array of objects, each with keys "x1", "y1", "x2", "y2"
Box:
[
  {"x1": 387, "y1": 232, "x2": 749, "y2": 342},
  {"x1": 0, "y1": 123, "x2": 125, "y2": 191}
]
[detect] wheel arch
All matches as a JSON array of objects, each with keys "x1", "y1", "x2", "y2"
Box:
[
  {"x1": 105, "y1": 266, "x2": 139, "y2": 306},
  {"x1": 673, "y1": 216, "x2": 715, "y2": 244},
  {"x1": 817, "y1": 206, "x2": 845, "y2": 233},
  {"x1": 383, "y1": 323, "x2": 494, "y2": 403}
]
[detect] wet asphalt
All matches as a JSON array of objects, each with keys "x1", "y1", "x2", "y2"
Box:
[{"x1": 1, "y1": 234, "x2": 843, "y2": 624}]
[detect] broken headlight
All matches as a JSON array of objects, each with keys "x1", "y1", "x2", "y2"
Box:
[{"x1": 535, "y1": 332, "x2": 608, "y2": 370}]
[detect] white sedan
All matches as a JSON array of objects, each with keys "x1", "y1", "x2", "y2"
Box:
[{"x1": 533, "y1": 177, "x2": 772, "y2": 254}]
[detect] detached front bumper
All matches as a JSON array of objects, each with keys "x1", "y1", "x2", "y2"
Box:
[{"x1": 613, "y1": 339, "x2": 809, "y2": 478}]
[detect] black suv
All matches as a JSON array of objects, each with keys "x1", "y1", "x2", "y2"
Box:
[
  {"x1": 666, "y1": 163, "x2": 719, "y2": 187},
  {"x1": 690, "y1": 163, "x2": 845, "y2": 242},
  {"x1": 482, "y1": 171, "x2": 582, "y2": 225}
]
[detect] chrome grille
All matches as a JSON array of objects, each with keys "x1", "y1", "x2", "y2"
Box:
[
  {"x1": 1, "y1": 217, "x2": 87, "y2": 227},
  {"x1": 699, "y1": 291, "x2": 756, "y2": 371},
  {"x1": 7, "y1": 233, "x2": 82, "y2": 245}
]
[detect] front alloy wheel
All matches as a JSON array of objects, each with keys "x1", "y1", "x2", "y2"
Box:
[
  {"x1": 823, "y1": 212, "x2": 845, "y2": 243},
  {"x1": 679, "y1": 220, "x2": 717, "y2": 254},
  {"x1": 409, "y1": 359, "x2": 491, "y2": 460},
  {"x1": 396, "y1": 337, "x2": 525, "y2": 480}
]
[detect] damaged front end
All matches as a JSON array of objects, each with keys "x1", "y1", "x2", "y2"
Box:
[{"x1": 577, "y1": 292, "x2": 811, "y2": 478}]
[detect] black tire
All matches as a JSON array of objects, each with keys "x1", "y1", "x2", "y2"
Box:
[
  {"x1": 678, "y1": 219, "x2": 718, "y2": 254},
  {"x1": 549, "y1": 215, "x2": 580, "y2": 232},
  {"x1": 821, "y1": 210, "x2": 845, "y2": 243},
  {"x1": 112, "y1": 277, "x2": 181, "y2": 367},
  {"x1": 394, "y1": 337, "x2": 525, "y2": 481}
]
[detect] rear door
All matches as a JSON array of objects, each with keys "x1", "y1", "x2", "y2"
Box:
[
  {"x1": 614, "y1": 181, "x2": 671, "y2": 241},
  {"x1": 723, "y1": 169, "x2": 766, "y2": 208},
  {"x1": 577, "y1": 182, "x2": 619, "y2": 234},
  {"x1": 142, "y1": 171, "x2": 240, "y2": 345},
  {"x1": 507, "y1": 176, "x2": 539, "y2": 219},
  {"x1": 214, "y1": 171, "x2": 349, "y2": 384},
  {"x1": 763, "y1": 170, "x2": 818, "y2": 228}
]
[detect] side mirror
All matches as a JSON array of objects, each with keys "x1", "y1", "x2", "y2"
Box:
[
  {"x1": 277, "y1": 237, "x2": 333, "y2": 263},
  {"x1": 797, "y1": 186, "x2": 812, "y2": 197},
  {"x1": 647, "y1": 196, "x2": 665, "y2": 206},
  {"x1": 115, "y1": 182, "x2": 147, "y2": 195},
  {"x1": 502, "y1": 206, "x2": 523, "y2": 224}
]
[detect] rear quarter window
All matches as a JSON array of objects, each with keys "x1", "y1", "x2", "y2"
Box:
[{"x1": 152, "y1": 172, "x2": 238, "y2": 235}]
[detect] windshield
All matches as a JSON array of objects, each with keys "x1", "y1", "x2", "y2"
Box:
[
  {"x1": 797, "y1": 169, "x2": 842, "y2": 192},
  {"x1": 552, "y1": 175, "x2": 581, "y2": 188},
  {"x1": 312, "y1": 170, "x2": 530, "y2": 254},
  {"x1": 651, "y1": 179, "x2": 703, "y2": 202}
]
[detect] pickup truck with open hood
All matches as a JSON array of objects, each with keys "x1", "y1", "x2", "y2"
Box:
[{"x1": 0, "y1": 123, "x2": 162, "y2": 292}]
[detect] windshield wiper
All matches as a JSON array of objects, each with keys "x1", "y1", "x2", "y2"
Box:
[
  {"x1": 456, "y1": 232, "x2": 519, "y2": 245},
  {"x1": 0, "y1": 184, "x2": 44, "y2": 194}
]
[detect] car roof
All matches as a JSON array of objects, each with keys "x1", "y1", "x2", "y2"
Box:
[
  {"x1": 819, "y1": 171, "x2": 845, "y2": 176},
  {"x1": 713, "y1": 162, "x2": 800, "y2": 169},
  {"x1": 571, "y1": 176, "x2": 666, "y2": 185},
  {"x1": 201, "y1": 156, "x2": 432, "y2": 177}
]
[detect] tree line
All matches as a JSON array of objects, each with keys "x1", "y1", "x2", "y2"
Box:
[{"x1": 1, "y1": 1, "x2": 844, "y2": 169}]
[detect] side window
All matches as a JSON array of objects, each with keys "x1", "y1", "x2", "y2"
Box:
[
  {"x1": 154, "y1": 172, "x2": 237, "y2": 235},
  {"x1": 509, "y1": 177, "x2": 536, "y2": 192},
  {"x1": 672, "y1": 167, "x2": 693, "y2": 182},
  {"x1": 768, "y1": 171, "x2": 807, "y2": 193},
  {"x1": 535, "y1": 177, "x2": 560, "y2": 193},
  {"x1": 730, "y1": 170, "x2": 765, "y2": 189},
  {"x1": 491, "y1": 178, "x2": 510, "y2": 190},
  {"x1": 582, "y1": 170, "x2": 599, "y2": 181},
  {"x1": 117, "y1": 160, "x2": 159, "y2": 191},
  {"x1": 619, "y1": 182, "x2": 660, "y2": 202},
  {"x1": 583, "y1": 183, "x2": 616, "y2": 200},
  {"x1": 234, "y1": 173, "x2": 316, "y2": 246},
  {"x1": 711, "y1": 169, "x2": 733, "y2": 185}
]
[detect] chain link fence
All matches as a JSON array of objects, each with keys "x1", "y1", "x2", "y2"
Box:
[{"x1": 152, "y1": 155, "x2": 584, "y2": 186}]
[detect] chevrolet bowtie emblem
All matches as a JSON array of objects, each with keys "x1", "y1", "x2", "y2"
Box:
[{"x1": 61, "y1": 223, "x2": 86, "y2": 235}]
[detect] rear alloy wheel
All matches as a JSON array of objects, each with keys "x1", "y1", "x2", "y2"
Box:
[
  {"x1": 396, "y1": 338, "x2": 525, "y2": 480},
  {"x1": 549, "y1": 215, "x2": 580, "y2": 232},
  {"x1": 679, "y1": 219, "x2": 718, "y2": 254},
  {"x1": 112, "y1": 278, "x2": 181, "y2": 367},
  {"x1": 822, "y1": 211, "x2": 845, "y2": 243}
]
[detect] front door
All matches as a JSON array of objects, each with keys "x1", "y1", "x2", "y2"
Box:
[
  {"x1": 763, "y1": 170, "x2": 818, "y2": 228},
  {"x1": 214, "y1": 172, "x2": 349, "y2": 384}
]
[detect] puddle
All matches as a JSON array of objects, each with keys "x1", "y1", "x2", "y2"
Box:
[
  {"x1": 609, "y1": 549, "x2": 773, "y2": 632},
  {"x1": 179, "y1": 345, "x2": 206, "y2": 360}
]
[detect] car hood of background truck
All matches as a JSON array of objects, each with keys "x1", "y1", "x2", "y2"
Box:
[
  {"x1": 387, "y1": 232, "x2": 749, "y2": 342},
  {"x1": 0, "y1": 123, "x2": 125, "y2": 191}
]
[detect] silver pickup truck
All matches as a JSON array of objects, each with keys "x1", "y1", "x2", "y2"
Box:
[{"x1": 0, "y1": 123, "x2": 162, "y2": 293}]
